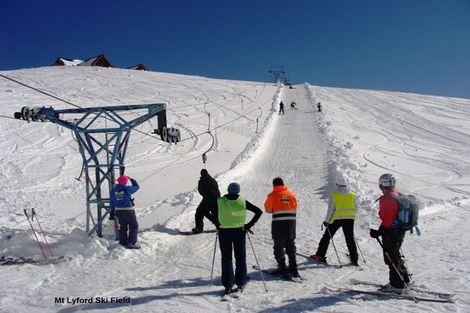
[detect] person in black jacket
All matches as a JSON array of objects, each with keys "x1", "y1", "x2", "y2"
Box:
[
  {"x1": 192, "y1": 169, "x2": 221, "y2": 234},
  {"x1": 279, "y1": 101, "x2": 285, "y2": 115}
]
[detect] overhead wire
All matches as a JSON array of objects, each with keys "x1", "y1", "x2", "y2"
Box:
[
  {"x1": 1, "y1": 74, "x2": 268, "y2": 146},
  {"x1": 1, "y1": 73, "x2": 271, "y2": 177},
  {"x1": 0, "y1": 114, "x2": 21, "y2": 121}
]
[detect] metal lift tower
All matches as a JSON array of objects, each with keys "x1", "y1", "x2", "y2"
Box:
[
  {"x1": 15, "y1": 104, "x2": 168, "y2": 237},
  {"x1": 268, "y1": 66, "x2": 286, "y2": 83}
]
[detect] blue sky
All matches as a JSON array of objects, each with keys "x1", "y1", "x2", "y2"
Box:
[{"x1": 1, "y1": 0, "x2": 470, "y2": 98}]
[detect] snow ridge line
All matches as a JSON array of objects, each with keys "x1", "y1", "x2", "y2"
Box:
[{"x1": 304, "y1": 83, "x2": 374, "y2": 225}]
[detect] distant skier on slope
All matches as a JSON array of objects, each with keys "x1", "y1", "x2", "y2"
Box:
[
  {"x1": 279, "y1": 101, "x2": 285, "y2": 115},
  {"x1": 310, "y1": 175, "x2": 359, "y2": 266},
  {"x1": 317, "y1": 102, "x2": 322, "y2": 112},
  {"x1": 264, "y1": 177, "x2": 299, "y2": 279},
  {"x1": 290, "y1": 101, "x2": 296, "y2": 109},
  {"x1": 369, "y1": 173, "x2": 411, "y2": 292},
  {"x1": 110, "y1": 175, "x2": 141, "y2": 249},
  {"x1": 192, "y1": 169, "x2": 221, "y2": 234},
  {"x1": 217, "y1": 182, "x2": 262, "y2": 297}
]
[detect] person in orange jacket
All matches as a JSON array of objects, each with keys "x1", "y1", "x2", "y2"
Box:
[{"x1": 264, "y1": 177, "x2": 299, "y2": 278}]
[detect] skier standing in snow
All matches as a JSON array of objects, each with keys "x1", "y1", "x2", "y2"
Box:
[
  {"x1": 317, "y1": 102, "x2": 322, "y2": 112},
  {"x1": 370, "y1": 173, "x2": 411, "y2": 291},
  {"x1": 279, "y1": 101, "x2": 285, "y2": 115},
  {"x1": 264, "y1": 177, "x2": 299, "y2": 278},
  {"x1": 217, "y1": 182, "x2": 262, "y2": 296},
  {"x1": 110, "y1": 175, "x2": 141, "y2": 249},
  {"x1": 310, "y1": 176, "x2": 359, "y2": 266},
  {"x1": 192, "y1": 169, "x2": 221, "y2": 234}
]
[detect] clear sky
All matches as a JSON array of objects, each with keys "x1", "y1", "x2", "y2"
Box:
[{"x1": 1, "y1": 0, "x2": 470, "y2": 99}]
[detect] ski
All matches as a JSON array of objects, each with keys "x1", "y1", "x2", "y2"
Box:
[
  {"x1": 296, "y1": 252, "x2": 360, "y2": 268},
  {"x1": 178, "y1": 229, "x2": 217, "y2": 236},
  {"x1": 252, "y1": 265, "x2": 304, "y2": 283},
  {"x1": 0, "y1": 255, "x2": 69, "y2": 266},
  {"x1": 348, "y1": 278, "x2": 455, "y2": 299},
  {"x1": 296, "y1": 252, "x2": 337, "y2": 267},
  {"x1": 328, "y1": 286, "x2": 454, "y2": 303}
]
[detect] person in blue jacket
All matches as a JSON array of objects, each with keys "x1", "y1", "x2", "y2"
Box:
[{"x1": 110, "y1": 175, "x2": 140, "y2": 249}]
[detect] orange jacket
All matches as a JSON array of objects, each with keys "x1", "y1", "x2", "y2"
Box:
[{"x1": 264, "y1": 186, "x2": 297, "y2": 221}]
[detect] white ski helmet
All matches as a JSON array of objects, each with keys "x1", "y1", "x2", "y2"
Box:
[
  {"x1": 335, "y1": 175, "x2": 347, "y2": 186},
  {"x1": 379, "y1": 173, "x2": 396, "y2": 188}
]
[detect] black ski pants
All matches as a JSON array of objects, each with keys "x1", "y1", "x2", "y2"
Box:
[
  {"x1": 316, "y1": 219, "x2": 358, "y2": 264},
  {"x1": 218, "y1": 228, "x2": 247, "y2": 289},
  {"x1": 273, "y1": 237, "x2": 296, "y2": 266},
  {"x1": 382, "y1": 228, "x2": 410, "y2": 288},
  {"x1": 194, "y1": 198, "x2": 218, "y2": 230},
  {"x1": 115, "y1": 209, "x2": 138, "y2": 246}
]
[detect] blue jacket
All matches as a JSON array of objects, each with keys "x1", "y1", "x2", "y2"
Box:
[{"x1": 110, "y1": 178, "x2": 140, "y2": 209}]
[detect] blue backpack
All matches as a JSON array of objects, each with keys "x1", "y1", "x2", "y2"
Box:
[{"x1": 381, "y1": 194, "x2": 421, "y2": 235}]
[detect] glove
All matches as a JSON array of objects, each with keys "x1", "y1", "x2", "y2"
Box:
[
  {"x1": 369, "y1": 229, "x2": 383, "y2": 239},
  {"x1": 323, "y1": 221, "x2": 329, "y2": 227},
  {"x1": 244, "y1": 223, "x2": 254, "y2": 233},
  {"x1": 109, "y1": 214, "x2": 115, "y2": 221}
]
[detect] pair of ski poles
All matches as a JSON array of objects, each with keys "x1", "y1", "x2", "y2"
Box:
[
  {"x1": 323, "y1": 223, "x2": 367, "y2": 266},
  {"x1": 24, "y1": 208, "x2": 53, "y2": 258},
  {"x1": 209, "y1": 230, "x2": 268, "y2": 292}
]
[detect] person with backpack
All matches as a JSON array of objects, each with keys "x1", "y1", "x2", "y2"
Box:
[
  {"x1": 310, "y1": 176, "x2": 358, "y2": 266},
  {"x1": 370, "y1": 173, "x2": 411, "y2": 291},
  {"x1": 110, "y1": 175, "x2": 141, "y2": 249},
  {"x1": 264, "y1": 177, "x2": 299, "y2": 279},
  {"x1": 217, "y1": 182, "x2": 263, "y2": 297},
  {"x1": 192, "y1": 169, "x2": 221, "y2": 234}
]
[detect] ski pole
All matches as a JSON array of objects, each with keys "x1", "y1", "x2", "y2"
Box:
[
  {"x1": 326, "y1": 225, "x2": 342, "y2": 267},
  {"x1": 24, "y1": 209, "x2": 47, "y2": 259},
  {"x1": 246, "y1": 231, "x2": 268, "y2": 292},
  {"x1": 209, "y1": 232, "x2": 218, "y2": 286},
  {"x1": 375, "y1": 237, "x2": 408, "y2": 287},
  {"x1": 31, "y1": 208, "x2": 53, "y2": 257},
  {"x1": 400, "y1": 248, "x2": 412, "y2": 279},
  {"x1": 354, "y1": 235, "x2": 366, "y2": 264}
]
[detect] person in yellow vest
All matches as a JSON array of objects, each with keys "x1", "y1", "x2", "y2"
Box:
[
  {"x1": 310, "y1": 176, "x2": 359, "y2": 266},
  {"x1": 217, "y1": 182, "x2": 262, "y2": 297}
]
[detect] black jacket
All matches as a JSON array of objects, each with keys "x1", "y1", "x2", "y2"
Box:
[{"x1": 198, "y1": 170, "x2": 221, "y2": 199}]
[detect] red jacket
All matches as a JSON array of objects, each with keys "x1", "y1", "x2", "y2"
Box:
[{"x1": 378, "y1": 188, "x2": 399, "y2": 228}]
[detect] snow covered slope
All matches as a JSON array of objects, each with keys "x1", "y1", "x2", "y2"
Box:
[{"x1": 0, "y1": 67, "x2": 469, "y2": 312}]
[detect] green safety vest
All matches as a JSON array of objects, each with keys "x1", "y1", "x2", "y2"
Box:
[
  {"x1": 330, "y1": 191, "x2": 356, "y2": 222},
  {"x1": 218, "y1": 196, "x2": 246, "y2": 229}
]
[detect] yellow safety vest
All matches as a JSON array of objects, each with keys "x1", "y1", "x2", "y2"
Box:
[
  {"x1": 218, "y1": 196, "x2": 246, "y2": 229},
  {"x1": 330, "y1": 191, "x2": 356, "y2": 222}
]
